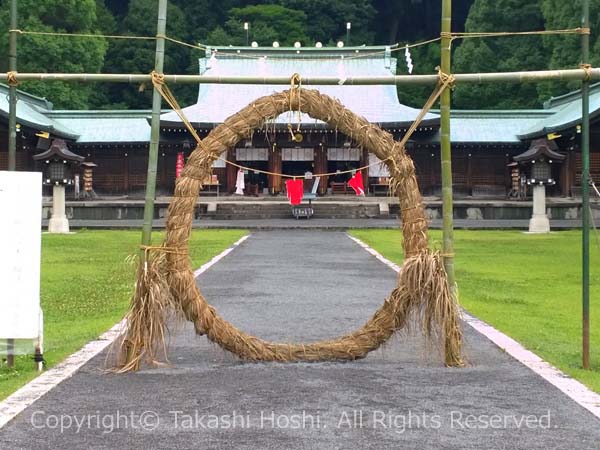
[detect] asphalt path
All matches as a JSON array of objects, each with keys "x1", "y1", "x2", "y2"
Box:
[{"x1": 1, "y1": 230, "x2": 599, "y2": 449}]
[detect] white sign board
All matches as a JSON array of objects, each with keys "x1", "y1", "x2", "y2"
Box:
[
  {"x1": 0, "y1": 171, "x2": 42, "y2": 339},
  {"x1": 368, "y1": 153, "x2": 390, "y2": 178}
]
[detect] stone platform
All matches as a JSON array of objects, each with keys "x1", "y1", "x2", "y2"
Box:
[{"x1": 41, "y1": 195, "x2": 595, "y2": 223}]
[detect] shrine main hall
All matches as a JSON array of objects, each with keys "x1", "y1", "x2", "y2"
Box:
[{"x1": 1, "y1": 44, "x2": 599, "y2": 198}]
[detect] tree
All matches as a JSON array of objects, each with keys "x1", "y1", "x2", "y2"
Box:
[
  {"x1": 453, "y1": 0, "x2": 548, "y2": 109},
  {"x1": 171, "y1": 0, "x2": 241, "y2": 43},
  {"x1": 207, "y1": 4, "x2": 309, "y2": 47},
  {"x1": 280, "y1": 0, "x2": 376, "y2": 45},
  {"x1": 537, "y1": 0, "x2": 600, "y2": 101},
  {"x1": 0, "y1": 0, "x2": 108, "y2": 109},
  {"x1": 100, "y1": 0, "x2": 193, "y2": 109}
]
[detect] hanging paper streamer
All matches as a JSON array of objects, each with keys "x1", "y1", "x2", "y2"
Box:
[
  {"x1": 285, "y1": 178, "x2": 304, "y2": 205},
  {"x1": 405, "y1": 46, "x2": 413, "y2": 74},
  {"x1": 235, "y1": 169, "x2": 245, "y2": 195},
  {"x1": 348, "y1": 171, "x2": 365, "y2": 196}
]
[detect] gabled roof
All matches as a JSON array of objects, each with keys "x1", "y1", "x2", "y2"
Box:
[
  {"x1": 0, "y1": 84, "x2": 79, "y2": 140},
  {"x1": 517, "y1": 83, "x2": 600, "y2": 139},
  {"x1": 32, "y1": 138, "x2": 85, "y2": 161},
  {"x1": 47, "y1": 110, "x2": 152, "y2": 143},
  {"x1": 422, "y1": 110, "x2": 554, "y2": 144},
  {"x1": 160, "y1": 45, "x2": 440, "y2": 128},
  {"x1": 514, "y1": 138, "x2": 565, "y2": 162}
]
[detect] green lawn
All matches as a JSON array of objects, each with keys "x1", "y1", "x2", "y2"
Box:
[
  {"x1": 0, "y1": 229, "x2": 247, "y2": 400},
  {"x1": 350, "y1": 229, "x2": 600, "y2": 393}
]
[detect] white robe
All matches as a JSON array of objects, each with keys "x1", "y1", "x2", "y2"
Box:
[{"x1": 235, "y1": 169, "x2": 245, "y2": 195}]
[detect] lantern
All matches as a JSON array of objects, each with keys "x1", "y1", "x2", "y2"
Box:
[
  {"x1": 530, "y1": 158, "x2": 552, "y2": 185},
  {"x1": 33, "y1": 139, "x2": 84, "y2": 186}
]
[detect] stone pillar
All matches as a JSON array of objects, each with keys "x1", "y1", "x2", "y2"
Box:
[
  {"x1": 48, "y1": 185, "x2": 70, "y2": 233},
  {"x1": 528, "y1": 184, "x2": 550, "y2": 233}
]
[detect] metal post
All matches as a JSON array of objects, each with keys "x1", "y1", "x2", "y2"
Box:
[
  {"x1": 8, "y1": 0, "x2": 18, "y2": 171},
  {"x1": 581, "y1": 0, "x2": 590, "y2": 370},
  {"x1": 440, "y1": 0, "x2": 456, "y2": 294},
  {"x1": 141, "y1": 0, "x2": 167, "y2": 247}
]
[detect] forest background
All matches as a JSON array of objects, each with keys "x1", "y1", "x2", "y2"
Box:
[{"x1": 1, "y1": 0, "x2": 598, "y2": 111}]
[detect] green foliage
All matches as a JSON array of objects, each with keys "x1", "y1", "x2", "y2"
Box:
[
  {"x1": 453, "y1": 0, "x2": 547, "y2": 109},
  {"x1": 207, "y1": 4, "x2": 309, "y2": 47},
  {"x1": 100, "y1": 0, "x2": 194, "y2": 109},
  {"x1": 0, "y1": 0, "x2": 108, "y2": 109},
  {"x1": 280, "y1": 0, "x2": 376, "y2": 45},
  {"x1": 537, "y1": 0, "x2": 600, "y2": 101}
]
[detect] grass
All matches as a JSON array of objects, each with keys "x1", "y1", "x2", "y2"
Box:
[
  {"x1": 350, "y1": 229, "x2": 600, "y2": 393},
  {"x1": 0, "y1": 229, "x2": 247, "y2": 401}
]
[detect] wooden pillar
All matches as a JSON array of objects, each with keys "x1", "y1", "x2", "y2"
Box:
[
  {"x1": 314, "y1": 144, "x2": 328, "y2": 195},
  {"x1": 568, "y1": 150, "x2": 575, "y2": 197},
  {"x1": 561, "y1": 151, "x2": 570, "y2": 197},
  {"x1": 158, "y1": 146, "x2": 166, "y2": 193},
  {"x1": 430, "y1": 149, "x2": 436, "y2": 187},
  {"x1": 467, "y1": 152, "x2": 473, "y2": 195},
  {"x1": 123, "y1": 150, "x2": 129, "y2": 194},
  {"x1": 505, "y1": 153, "x2": 511, "y2": 192},
  {"x1": 268, "y1": 145, "x2": 282, "y2": 194},
  {"x1": 361, "y1": 148, "x2": 369, "y2": 194},
  {"x1": 226, "y1": 148, "x2": 237, "y2": 194}
]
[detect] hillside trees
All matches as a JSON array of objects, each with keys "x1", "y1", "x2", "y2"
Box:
[
  {"x1": 0, "y1": 0, "x2": 108, "y2": 109},
  {"x1": 453, "y1": 0, "x2": 547, "y2": 109}
]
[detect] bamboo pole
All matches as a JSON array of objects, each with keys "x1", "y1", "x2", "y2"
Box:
[
  {"x1": 141, "y1": 0, "x2": 167, "y2": 247},
  {"x1": 8, "y1": 0, "x2": 17, "y2": 171},
  {"x1": 3, "y1": 68, "x2": 600, "y2": 85},
  {"x1": 440, "y1": 0, "x2": 455, "y2": 289},
  {"x1": 581, "y1": 0, "x2": 591, "y2": 370},
  {"x1": 6, "y1": 0, "x2": 18, "y2": 369}
]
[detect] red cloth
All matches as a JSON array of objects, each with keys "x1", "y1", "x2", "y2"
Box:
[
  {"x1": 175, "y1": 152, "x2": 185, "y2": 178},
  {"x1": 285, "y1": 179, "x2": 304, "y2": 205},
  {"x1": 348, "y1": 171, "x2": 365, "y2": 196}
]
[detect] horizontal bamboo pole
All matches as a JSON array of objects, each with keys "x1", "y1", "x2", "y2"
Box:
[{"x1": 3, "y1": 68, "x2": 600, "y2": 85}]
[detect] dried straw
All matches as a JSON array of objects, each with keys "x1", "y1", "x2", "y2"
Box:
[
  {"x1": 113, "y1": 250, "x2": 180, "y2": 372},
  {"x1": 114, "y1": 87, "x2": 463, "y2": 371}
]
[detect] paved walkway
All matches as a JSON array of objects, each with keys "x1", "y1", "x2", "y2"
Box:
[{"x1": 1, "y1": 231, "x2": 599, "y2": 449}]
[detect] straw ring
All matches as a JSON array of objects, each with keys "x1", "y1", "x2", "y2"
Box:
[{"x1": 154, "y1": 88, "x2": 459, "y2": 363}]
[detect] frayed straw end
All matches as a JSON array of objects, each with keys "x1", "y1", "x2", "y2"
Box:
[
  {"x1": 111, "y1": 250, "x2": 178, "y2": 373},
  {"x1": 396, "y1": 250, "x2": 464, "y2": 367}
]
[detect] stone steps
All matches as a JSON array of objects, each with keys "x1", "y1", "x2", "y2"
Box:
[{"x1": 201, "y1": 202, "x2": 384, "y2": 220}]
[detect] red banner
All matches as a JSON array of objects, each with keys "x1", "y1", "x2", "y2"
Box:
[{"x1": 175, "y1": 152, "x2": 185, "y2": 178}]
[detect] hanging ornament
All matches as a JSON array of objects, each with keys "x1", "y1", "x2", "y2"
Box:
[
  {"x1": 285, "y1": 178, "x2": 304, "y2": 205},
  {"x1": 235, "y1": 168, "x2": 245, "y2": 195},
  {"x1": 348, "y1": 171, "x2": 365, "y2": 196},
  {"x1": 405, "y1": 46, "x2": 413, "y2": 74}
]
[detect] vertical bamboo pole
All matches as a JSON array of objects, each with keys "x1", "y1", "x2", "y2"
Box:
[
  {"x1": 440, "y1": 0, "x2": 455, "y2": 291},
  {"x1": 440, "y1": 0, "x2": 462, "y2": 367},
  {"x1": 581, "y1": 0, "x2": 590, "y2": 370},
  {"x1": 8, "y1": 0, "x2": 17, "y2": 171},
  {"x1": 141, "y1": 0, "x2": 168, "y2": 247},
  {"x1": 6, "y1": 0, "x2": 18, "y2": 369}
]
